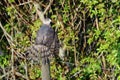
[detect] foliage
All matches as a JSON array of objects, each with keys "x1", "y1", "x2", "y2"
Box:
[{"x1": 0, "y1": 0, "x2": 120, "y2": 79}]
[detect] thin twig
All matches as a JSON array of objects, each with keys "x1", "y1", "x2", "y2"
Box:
[
  {"x1": 0, "y1": 70, "x2": 12, "y2": 79},
  {"x1": 0, "y1": 22, "x2": 15, "y2": 49},
  {"x1": 0, "y1": 22, "x2": 12, "y2": 41},
  {"x1": 15, "y1": 72, "x2": 28, "y2": 79},
  {"x1": 0, "y1": 22, "x2": 16, "y2": 79},
  {"x1": 16, "y1": 1, "x2": 32, "y2": 6},
  {"x1": 70, "y1": 70, "x2": 82, "y2": 78},
  {"x1": 24, "y1": 59, "x2": 29, "y2": 80}
]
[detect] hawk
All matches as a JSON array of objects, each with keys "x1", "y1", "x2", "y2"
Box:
[
  {"x1": 35, "y1": 18, "x2": 59, "y2": 64},
  {"x1": 26, "y1": 18, "x2": 60, "y2": 64}
]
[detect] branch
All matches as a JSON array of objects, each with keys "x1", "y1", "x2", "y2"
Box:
[
  {"x1": 0, "y1": 22, "x2": 15, "y2": 48},
  {"x1": 0, "y1": 22, "x2": 13, "y2": 42},
  {"x1": 11, "y1": 48, "x2": 15, "y2": 80},
  {"x1": 33, "y1": 1, "x2": 45, "y2": 23},
  {"x1": 70, "y1": 70, "x2": 82, "y2": 78},
  {"x1": 43, "y1": 0, "x2": 53, "y2": 14},
  {"x1": 16, "y1": 1, "x2": 32, "y2": 6},
  {"x1": 33, "y1": 0, "x2": 53, "y2": 22},
  {"x1": 0, "y1": 70, "x2": 12, "y2": 79},
  {"x1": 15, "y1": 72, "x2": 28, "y2": 79}
]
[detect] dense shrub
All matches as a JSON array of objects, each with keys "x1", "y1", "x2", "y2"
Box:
[{"x1": 0, "y1": 0, "x2": 120, "y2": 79}]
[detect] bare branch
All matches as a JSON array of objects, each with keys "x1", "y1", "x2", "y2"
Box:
[
  {"x1": 0, "y1": 70, "x2": 12, "y2": 79},
  {"x1": 16, "y1": 1, "x2": 32, "y2": 6},
  {"x1": 0, "y1": 22, "x2": 13, "y2": 42},
  {"x1": 15, "y1": 72, "x2": 28, "y2": 79},
  {"x1": 43, "y1": 0, "x2": 53, "y2": 14},
  {"x1": 11, "y1": 48, "x2": 15, "y2": 80},
  {"x1": 33, "y1": 1, "x2": 45, "y2": 23},
  {"x1": 70, "y1": 70, "x2": 82, "y2": 78}
]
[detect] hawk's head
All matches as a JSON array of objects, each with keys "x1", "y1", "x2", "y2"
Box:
[{"x1": 42, "y1": 18, "x2": 51, "y2": 25}]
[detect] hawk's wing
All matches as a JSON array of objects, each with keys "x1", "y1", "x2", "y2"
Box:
[{"x1": 50, "y1": 31, "x2": 60, "y2": 57}]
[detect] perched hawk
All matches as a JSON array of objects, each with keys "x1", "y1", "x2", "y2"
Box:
[{"x1": 26, "y1": 18, "x2": 60, "y2": 64}]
